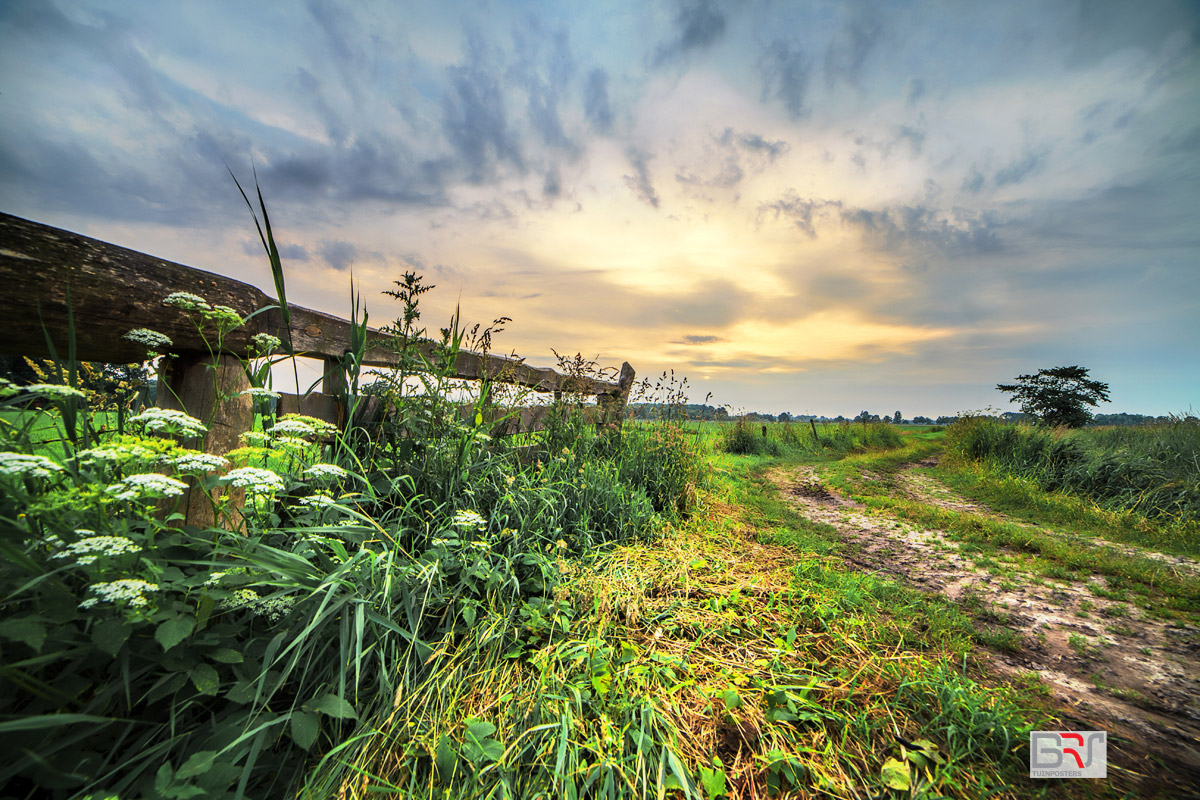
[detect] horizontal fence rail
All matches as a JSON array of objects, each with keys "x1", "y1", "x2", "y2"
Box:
[{"x1": 0, "y1": 212, "x2": 635, "y2": 525}]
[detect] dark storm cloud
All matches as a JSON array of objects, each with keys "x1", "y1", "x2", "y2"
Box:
[
  {"x1": 840, "y1": 204, "x2": 1003, "y2": 254},
  {"x1": 653, "y1": 0, "x2": 728, "y2": 65},
  {"x1": 441, "y1": 32, "x2": 525, "y2": 184},
  {"x1": 758, "y1": 38, "x2": 812, "y2": 119},
  {"x1": 823, "y1": 4, "x2": 884, "y2": 87},
  {"x1": 993, "y1": 148, "x2": 1049, "y2": 186},
  {"x1": 624, "y1": 149, "x2": 660, "y2": 208},
  {"x1": 583, "y1": 68, "x2": 614, "y2": 134},
  {"x1": 757, "y1": 193, "x2": 842, "y2": 238}
]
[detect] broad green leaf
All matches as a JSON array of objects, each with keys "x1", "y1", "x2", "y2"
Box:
[
  {"x1": 92, "y1": 618, "x2": 131, "y2": 657},
  {"x1": 209, "y1": 648, "x2": 243, "y2": 664},
  {"x1": 290, "y1": 710, "x2": 320, "y2": 750},
  {"x1": 435, "y1": 734, "x2": 458, "y2": 781},
  {"x1": 464, "y1": 718, "x2": 496, "y2": 740},
  {"x1": 0, "y1": 616, "x2": 47, "y2": 652},
  {"x1": 304, "y1": 693, "x2": 357, "y2": 720},
  {"x1": 909, "y1": 738, "x2": 946, "y2": 767},
  {"x1": 699, "y1": 765, "x2": 727, "y2": 799},
  {"x1": 176, "y1": 750, "x2": 217, "y2": 779},
  {"x1": 156, "y1": 617, "x2": 194, "y2": 652},
  {"x1": 881, "y1": 757, "x2": 911, "y2": 790},
  {"x1": 189, "y1": 663, "x2": 220, "y2": 696},
  {"x1": 590, "y1": 670, "x2": 612, "y2": 695},
  {"x1": 721, "y1": 689, "x2": 741, "y2": 710}
]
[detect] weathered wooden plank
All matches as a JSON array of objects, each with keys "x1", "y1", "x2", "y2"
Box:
[
  {"x1": 277, "y1": 392, "x2": 342, "y2": 427},
  {"x1": 0, "y1": 212, "x2": 625, "y2": 396}
]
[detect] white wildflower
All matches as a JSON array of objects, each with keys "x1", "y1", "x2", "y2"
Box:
[
  {"x1": 207, "y1": 305, "x2": 242, "y2": 330},
  {"x1": 1, "y1": 452, "x2": 64, "y2": 479},
  {"x1": 451, "y1": 509, "x2": 487, "y2": 530},
  {"x1": 76, "y1": 443, "x2": 155, "y2": 469},
  {"x1": 268, "y1": 419, "x2": 318, "y2": 437},
  {"x1": 54, "y1": 535, "x2": 140, "y2": 565},
  {"x1": 24, "y1": 384, "x2": 87, "y2": 401},
  {"x1": 168, "y1": 452, "x2": 228, "y2": 473},
  {"x1": 251, "y1": 333, "x2": 282, "y2": 355},
  {"x1": 240, "y1": 387, "x2": 281, "y2": 400},
  {"x1": 303, "y1": 463, "x2": 348, "y2": 481},
  {"x1": 130, "y1": 408, "x2": 208, "y2": 438},
  {"x1": 240, "y1": 430, "x2": 271, "y2": 447},
  {"x1": 107, "y1": 473, "x2": 188, "y2": 502},
  {"x1": 222, "y1": 466, "x2": 285, "y2": 494},
  {"x1": 123, "y1": 328, "x2": 173, "y2": 350},
  {"x1": 272, "y1": 436, "x2": 311, "y2": 449},
  {"x1": 80, "y1": 578, "x2": 158, "y2": 609},
  {"x1": 299, "y1": 493, "x2": 337, "y2": 508},
  {"x1": 163, "y1": 292, "x2": 211, "y2": 311}
]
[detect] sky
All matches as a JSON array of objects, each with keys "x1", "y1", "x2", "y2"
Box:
[{"x1": 1, "y1": 0, "x2": 1197, "y2": 418}]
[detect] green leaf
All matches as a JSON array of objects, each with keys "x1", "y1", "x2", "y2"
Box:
[
  {"x1": 699, "y1": 765, "x2": 727, "y2": 799},
  {"x1": 721, "y1": 689, "x2": 741, "y2": 710},
  {"x1": 304, "y1": 693, "x2": 357, "y2": 720},
  {"x1": 435, "y1": 734, "x2": 458, "y2": 781},
  {"x1": 906, "y1": 738, "x2": 946, "y2": 768},
  {"x1": 590, "y1": 670, "x2": 612, "y2": 695},
  {"x1": 189, "y1": 663, "x2": 220, "y2": 696},
  {"x1": 91, "y1": 618, "x2": 131, "y2": 657},
  {"x1": 0, "y1": 616, "x2": 47, "y2": 652},
  {"x1": 291, "y1": 710, "x2": 320, "y2": 750},
  {"x1": 209, "y1": 648, "x2": 244, "y2": 664},
  {"x1": 156, "y1": 616, "x2": 194, "y2": 652},
  {"x1": 176, "y1": 750, "x2": 217, "y2": 779},
  {"x1": 464, "y1": 718, "x2": 496, "y2": 740},
  {"x1": 880, "y1": 757, "x2": 911, "y2": 790}
]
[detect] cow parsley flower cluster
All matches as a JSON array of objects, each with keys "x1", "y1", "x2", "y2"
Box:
[
  {"x1": 129, "y1": 408, "x2": 208, "y2": 438},
  {"x1": 250, "y1": 333, "x2": 282, "y2": 355},
  {"x1": 219, "y1": 588, "x2": 296, "y2": 622},
  {"x1": 79, "y1": 578, "x2": 158, "y2": 609},
  {"x1": 54, "y1": 534, "x2": 140, "y2": 565},
  {"x1": 107, "y1": 473, "x2": 188, "y2": 502},
  {"x1": 240, "y1": 387, "x2": 281, "y2": 400},
  {"x1": 451, "y1": 509, "x2": 487, "y2": 530},
  {"x1": 221, "y1": 466, "x2": 285, "y2": 494},
  {"x1": 123, "y1": 328, "x2": 173, "y2": 351},
  {"x1": 303, "y1": 463, "x2": 348, "y2": 481},
  {"x1": 24, "y1": 384, "x2": 88, "y2": 401},
  {"x1": 298, "y1": 492, "x2": 337, "y2": 508},
  {"x1": 168, "y1": 452, "x2": 228, "y2": 473},
  {"x1": 163, "y1": 292, "x2": 211, "y2": 311},
  {"x1": 75, "y1": 442, "x2": 156, "y2": 470},
  {"x1": 0, "y1": 453, "x2": 64, "y2": 480}
]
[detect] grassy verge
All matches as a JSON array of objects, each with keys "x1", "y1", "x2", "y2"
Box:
[{"x1": 326, "y1": 441, "x2": 1081, "y2": 799}]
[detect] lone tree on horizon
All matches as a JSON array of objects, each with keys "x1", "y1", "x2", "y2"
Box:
[{"x1": 996, "y1": 365, "x2": 1111, "y2": 428}]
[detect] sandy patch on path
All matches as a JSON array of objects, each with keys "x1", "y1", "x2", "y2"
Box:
[{"x1": 768, "y1": 465, "x2": 1200, "y2": 794}]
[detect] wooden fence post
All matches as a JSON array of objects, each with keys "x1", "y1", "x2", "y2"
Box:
[{"x1": 157, "y1": 352, "x2": 252, "y2": 528}]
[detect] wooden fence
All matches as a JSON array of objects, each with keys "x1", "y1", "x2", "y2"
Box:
[{"x1": 0, "y1": 212, "x2": 635, "y2": 521}]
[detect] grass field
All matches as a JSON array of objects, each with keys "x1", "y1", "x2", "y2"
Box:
[{"x1": 5, "y1": 364, "x2": 1197, "y2": 799}]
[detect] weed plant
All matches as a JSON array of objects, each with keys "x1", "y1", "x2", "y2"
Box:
[
  {"x1": 0, "y1": 233, "x2": 703, "y2": 796},
  {"x1": 945, "y1": 415, "x2": 1200, "y2": 524},
  {"x1": 720, "y1": 418, "x2": 902, "y2": 458}
]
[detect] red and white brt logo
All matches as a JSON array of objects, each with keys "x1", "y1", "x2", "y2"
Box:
[{"x1": 1029, "y1": 731, "x2": 1107, "y2": 778}]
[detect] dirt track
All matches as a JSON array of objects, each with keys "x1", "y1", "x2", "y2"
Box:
[{"x1": 768, "y1": 463, "x2": 1200, "y2": 795}]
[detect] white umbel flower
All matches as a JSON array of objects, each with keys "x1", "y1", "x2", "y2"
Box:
[
  {"x1": 0, "y1": 452, "x2": 64, "y2": 480},
  {"x1": 168, "y1": 452, "x2": 229, "y2": 473},
  {"x1": 163, "y1": 292, "x2": 211, "y2": 311},
  {"x1": 303, "y1": 463, "x2": 348, "y2": 481},
  {"x1": 80, "y1": 578, "x2": 158, "y2": 609},
  {"x1": 107, "y1": 473, "x2": 189, "y2": 502},
  {"x1": 123, "y1": 328, "x2": 173, "y2": 350},
  {"x1": 221, "y1": 466, "x2": 285, "y2": 494},
  {"x1": 451, "y1": 509, "x2": 487, "y2": 530},
  {"x1": 54, "y1": 535, "x2": 140, "y2": 565},
  {"x1": 130, "y1": 408, "x2": 208, "y2": 438},
  {"x1": 24, "y1": 384, "x2": 87, "y2": 400}
]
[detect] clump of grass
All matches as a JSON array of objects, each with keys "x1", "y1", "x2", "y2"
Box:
[
  {"x1": 719, "y1": 418, "x2": 902, "y2": 458},
  {"x1": 945, "y1": 415, "x2": 1200, "y2": 525}
]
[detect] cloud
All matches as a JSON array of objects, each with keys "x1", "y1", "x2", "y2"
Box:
[
  {"x1": 675, "y1": 334, "x2": 727, "y2": 344},
  {"x1": 623, "y1": 149, "x2": 660, "y2": 208},
  {"x1": 757, "y1": 192, "x2": 842, "y2": 238},
  {"x1": 734, "y1": 132, "x2": 790, "y2": 162},
  {"x1": 840, "y1": 204, "x2": 1003, "y2": 254},
  {"x1": 318, "y1": 240, "x2": 362, "y2": 271},
  {"x1": 583, "y1": 68, "x2": 614, "y2": 134},
  {"x1": 653, "y1": 0, "x2": 728, "y2": 64},
  {"x1": 961, "y1": 167, "x2": 985, "y2": 194},
  {"x1": 243, "y1": 239, "x2": 310, "y2": 261},
  {"x1": 905, "y1": 77, "x2": 925, "y2": 105},
  {"x1": 993, "y1": 148, "x2": 1049, "y2": 186},
  {"x1": 441, "y1": 31, "x2": 525, "y2": 183},
  {"x1": 510, "y1": 22, "x2": 577, "y2": 153},
  {"x1": 758, "y1": 38, "x2": 812, "y2": 119},
  {"x1": 824, "y1": 5, "x2": 883, "y2": 87},
  {"x1": 542, "y1": 165, "x2": 562, "y2": 198}
]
